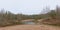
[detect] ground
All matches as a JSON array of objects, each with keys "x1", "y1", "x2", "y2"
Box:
[{"x1": 0, "y1": 25, "x2": 60, "y2": 30}]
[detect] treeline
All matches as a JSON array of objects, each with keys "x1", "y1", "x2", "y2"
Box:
[{"x1": 0, "y1": 6, "x2": 60, "y2": 26}]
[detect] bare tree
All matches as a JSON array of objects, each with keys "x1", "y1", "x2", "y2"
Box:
[{"x1": 41, "y1": 6, "x2": 50, "y2": 14}]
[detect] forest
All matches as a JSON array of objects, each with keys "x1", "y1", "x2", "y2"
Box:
[{"x1": 0, "y1": 6, "x2": 60, "y2": 27}]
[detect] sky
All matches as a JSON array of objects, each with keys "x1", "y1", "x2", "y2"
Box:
[{"x1": 0, "y1": 0, "x2": 60, "y2": 15}]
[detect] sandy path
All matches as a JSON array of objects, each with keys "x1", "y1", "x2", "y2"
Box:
[{"x1": 0, "y1": 25, "x2": 60, "y2": 30}]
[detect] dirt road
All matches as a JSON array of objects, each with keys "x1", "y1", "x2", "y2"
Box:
[{"x1": 0, "y1": 25, "x2": 60, "y2": 30}]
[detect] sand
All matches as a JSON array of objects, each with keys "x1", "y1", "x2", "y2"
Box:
[{"x1": 0, "y1": 25, "x2": 60, "y2": 30}]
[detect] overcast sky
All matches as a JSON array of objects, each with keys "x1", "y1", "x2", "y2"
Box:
[{"x1": 0, "y1": 0, "x2": 60, "y2": 15}]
